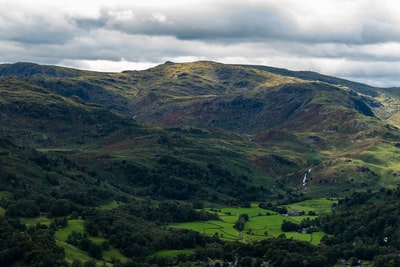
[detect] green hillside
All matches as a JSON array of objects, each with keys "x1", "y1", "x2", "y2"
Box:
[{"x1": 1, "y1": 61, "x2": 400, "y2": 266}]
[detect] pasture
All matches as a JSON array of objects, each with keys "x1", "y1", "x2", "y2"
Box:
[
  {"x1": 16, "y1": 216, "x2": 128, "y2": 266},
  {"x1": 172, "y1": 198, "x2": 337, "y2": 245},
  {"x1": 55, "y1": 219, "x2": 128, "y2": 265},
  {"x1": 284, "y1": 198, "x2": 338, "y2": 215},
  {"x1": 20, "y1": 216, "x2": 52, "y2": 227}
]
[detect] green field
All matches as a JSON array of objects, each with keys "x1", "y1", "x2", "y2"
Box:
[
  {"x1": 56, "y1": 240, "x2": 95, "y2": 265},
  {"x1": 13, "y1": 218, "x2": 128, "y2": 266},
  {"x1": 55, "y1": 219, "x2": 85, "y2": 240},
  {"x1": 55, "y1": 219, "x2": 128, "y2": 265},
  {"x1": 207, "y1": 203, "x2": 275, "y2": 217},
  {"x1": 99, "y1": 200, "x2": 121, "y2": 210},
  {"x1": 20, "y1": 216, "x2": 52, "y2": 227},
  {"x1": 173, "y1": 199, "x2": 337, "y2": 244},
  {"x1": 284, "y1": 198, "x2": 338, "y2": 215}
]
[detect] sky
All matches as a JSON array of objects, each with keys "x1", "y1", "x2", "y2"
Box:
[{"x1": 1, "y1": 0, "x2": 400, "y2": 87}]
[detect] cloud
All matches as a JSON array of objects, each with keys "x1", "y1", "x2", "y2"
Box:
[
  {"x1": 81, "y1": 0, "x2": 400, "y2": 44},
  {"x1": 59, "y1": 59, "x2": 156, "y2": 72},
  {"x1": 0, "y1": 4, "x2": 77, "y2": 44},
  {"x1": 85, "y1": 3, "x2": 293, "y2": 41},
  {"x1": 1, "y1": 0, "x2": 400, "y2": 87}
]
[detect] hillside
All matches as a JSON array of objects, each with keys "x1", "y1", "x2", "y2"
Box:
[
  {"x1": 1, "y1": 61, "x2": 400, "y2": 196},
  {"x1": 1, "y1": 61, "x2": 400, "y2": 266}
]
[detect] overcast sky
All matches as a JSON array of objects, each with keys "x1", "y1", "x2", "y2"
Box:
[{"x1": 1, "y1": 0, "x2": 400, "y2": 87}]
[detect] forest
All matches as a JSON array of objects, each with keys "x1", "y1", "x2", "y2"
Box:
[{"x1": 2, "y1": 187, "x2": 400, "y2": 266}]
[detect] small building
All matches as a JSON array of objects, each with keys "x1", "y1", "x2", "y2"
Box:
[{"x1": 288, "y1": 210, "x2": 305, "y2": 216}]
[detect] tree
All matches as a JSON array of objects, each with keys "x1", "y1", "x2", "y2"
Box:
[
  {"x1": 87, "y1": 243, "x2": 102, "y2": 259},
  {"x1": 6, "y1": 200, "x2": 40, "y2": 218},
  {"x1": 71, "y1": 259, "x2": 83, "y2": 267},
  {"x1": 281, "y1": 220, "x2": 299, "y2": 232},
  {"x1": 83, "y1": 260, "x2": 97, "y2": 267}
]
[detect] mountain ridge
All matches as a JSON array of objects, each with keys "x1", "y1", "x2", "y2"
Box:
[{"x1": 1, "y1": 60, "x2": 400, "y2": 197}]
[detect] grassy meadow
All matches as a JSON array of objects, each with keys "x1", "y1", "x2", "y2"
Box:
[
  {"x1": 284, "y1": 198, "x2": 338, "y2": 215},
  {"x1": 55, "y1": 219, "x2": 128, "y2": 265},
  {"x1": 16, "y1": 218, "x2": 128, "y2": 266},
  {"x1": 172, "y1": 199, "x2": 337, "y2": 245}
]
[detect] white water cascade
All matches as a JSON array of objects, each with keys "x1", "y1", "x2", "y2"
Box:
[{"x1": 302, "y1": 168, "x2": 312, "y2": 187}]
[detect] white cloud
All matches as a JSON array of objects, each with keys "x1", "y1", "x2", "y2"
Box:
[
  {"x1": 151, "y1": 13, "x2": 168, "y2": 23},
  {"x1": 59, "y1": 59, "x2": 157, "y2": 72},
  {"x1": 107, "y1": 9, "x2": 135, "y2": 23}
]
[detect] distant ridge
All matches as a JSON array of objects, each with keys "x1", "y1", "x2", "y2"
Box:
[{"x1": 0, "y1": 62, "x2": 93, "y2": 77}]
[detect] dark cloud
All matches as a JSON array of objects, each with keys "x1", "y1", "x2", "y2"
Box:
[
  {"x1": 83, "y1": 2, "x2": 400, "y2": 45},
  {"x1": 79, "y1": 6, "x2": 323, "y2": 43}
]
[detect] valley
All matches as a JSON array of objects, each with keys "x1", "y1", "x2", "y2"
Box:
[{"x1": 1, "y1": 61, "x2": 400, "y2": 266}]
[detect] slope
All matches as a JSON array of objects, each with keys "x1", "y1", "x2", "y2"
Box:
[{"x1": 0, "y1": 61, "x2": 400, "y2": 201}]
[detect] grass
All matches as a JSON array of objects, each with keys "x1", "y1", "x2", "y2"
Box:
[
  {"x1": 89, "y1": 236, "x2": 128, "y2": 263},
  {"x1": 245, "y1": 215, "x2": 281, "y2": 235},
  {"x1": 154, "y1": 249, "x2": 195, "y2": 257},
  {"x1": 53, "y1": 219, "x2": 128, "y2": 265},
  {"x1": 55, "y1": 219, "x2": 85, "y2": 240},
  {"x1": 173, "y1": 213, "x2": 326, "y2": 244},
  {"x1": 173, "y1": 220, "x2": 240, "y2": 241},
  {"x1": 18, "y1": 218, "x2": 106, "y2": 266},
  {"x1": 99, "y1": 200, "x2": 120, "y2": 210},
  {"x1": 284, "y1": 198, "x2": 338, "y2": 215},
  {"x1": 207, "y1": 203, "x2": 276, "y2": 217},
  {"x1": 56, "y1": 240, "x2": 95, "y2": 265},
  {"x1": 20, "y1": 216, "x2": 52, "y2": 227},
  {"x1": 17, "y1": 216, "x2": 128, "y2": 266},
  {"x1": 173, "y1": 199, "x2": 336, "y2": 244}
]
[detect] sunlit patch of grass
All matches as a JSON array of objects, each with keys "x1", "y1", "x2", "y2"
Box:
[
  {"x1": 172, "y1": 220, "x2": 240, "y2": 241},
  {"x1": 55, "y1": 219, "x2": 128, "y2": 264},
  {"x1": 245, "y1": 214, "x2": 283, "y2": 237},
  {"x1": 99, "y1": 200, "x2": 120, "y2": 210},
  {"x1": 284, "y1": 198, "x2": 338, "y2": 215},
  {"x1": 173, "y1": 200, "x2": 334, "y2": 244},
  {"x1": 20, "y1": 216, "x2": 52, "y2": 227},
  {"x1": 55, "y1": 219, "x2": 85, "y2": 241},
  {"x1": 209, "y1": 203, "x2": 274, "y2": 218},
  {"x1": 89, "y1": 236, "x2": 128, "y2": 263},
  {"x1": 56, "y1": 240, "x2": 93, "y2": 265}
]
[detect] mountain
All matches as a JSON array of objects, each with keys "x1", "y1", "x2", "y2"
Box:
[
  {"x1": 1, "y1": 61, "x2": 400, "y2": 266},
  {"x1": 1, "y1": 61, "x2": 400, "y2": 199}
]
